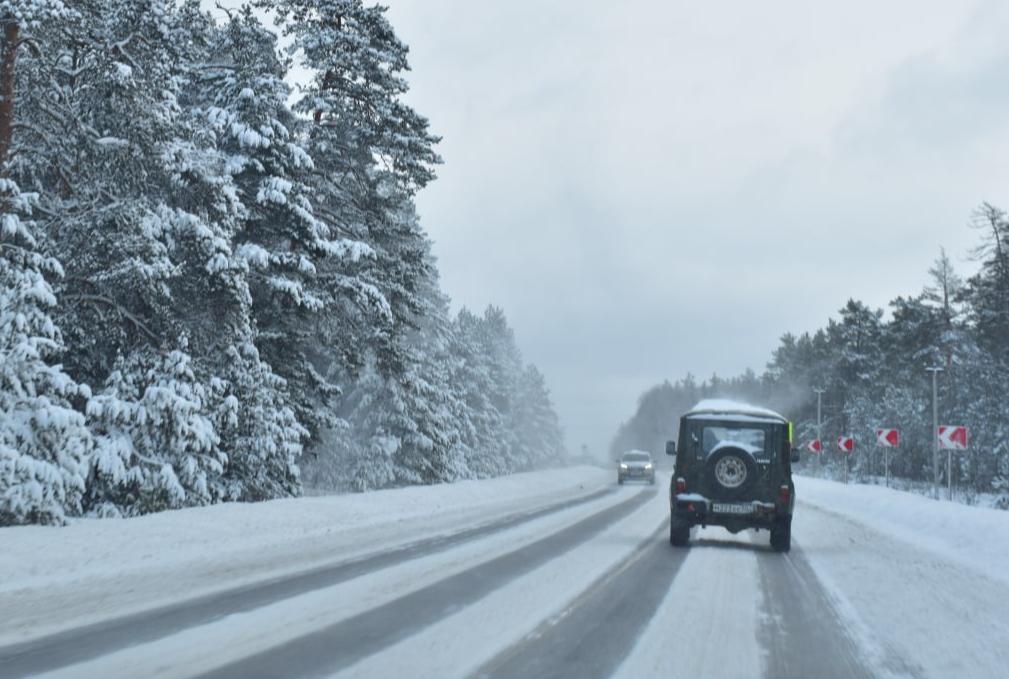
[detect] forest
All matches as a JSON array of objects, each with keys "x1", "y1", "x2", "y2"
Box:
[
  {"x1": 0, "y1": 0, "x2": 566, "y2": 525},
  {"x1": 612, "y1": 205, "x2": 1009, "y2": 507}
]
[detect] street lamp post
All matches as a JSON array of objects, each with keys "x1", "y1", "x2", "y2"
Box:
[
  {"x1": 814, "y1": 387, "x2": 825, "y2": 471},
  {"x1": 948, "y1": 438, "x2": 953, "y2": 501},
  {"x1": 925, "y1": 366, "x2": 944, "y2": 500}
]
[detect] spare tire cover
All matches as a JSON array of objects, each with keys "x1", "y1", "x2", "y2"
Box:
[{"x1": 706, "y1": 446, "x2": 758, "y2": 497}]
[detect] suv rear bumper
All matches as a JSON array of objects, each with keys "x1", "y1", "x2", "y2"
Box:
[{"x1": 671, "y1": 494, "x2": 787, "y2": 531}]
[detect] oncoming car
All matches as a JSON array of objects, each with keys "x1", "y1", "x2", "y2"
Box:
[
  {"x1": 665, "y1": 400, "x2": 797, "y2": 551},
  {"x1": 617, "y1": 450, "x2": 656, "y2": 485}
]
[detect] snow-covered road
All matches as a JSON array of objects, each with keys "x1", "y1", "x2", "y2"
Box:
[{"x1": 2, "y1": 467, "x2": 1008, "y2": 679}]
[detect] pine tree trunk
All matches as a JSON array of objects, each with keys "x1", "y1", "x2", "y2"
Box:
[{"x1": 0, "y1": 19, "x2": 19, "y2": 177}]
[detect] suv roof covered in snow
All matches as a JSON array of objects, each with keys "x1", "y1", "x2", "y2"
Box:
[{"x1": 682, "y1": 399, "x2": 788, "y2": 423}]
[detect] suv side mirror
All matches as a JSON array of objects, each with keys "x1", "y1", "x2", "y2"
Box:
[
  {"x1": 665, "y1": 441, "x2": 676, "y2": 456},
  {"x1": 790, "y1": 449, "x2": 800, "y2": 464}
]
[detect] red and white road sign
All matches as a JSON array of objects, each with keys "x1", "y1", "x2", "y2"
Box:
[
  {"x1": 938, "y1": 426, "x2": 968, "y2": 450},
  {"x1": 805, "y1": 440, "x2": 821, "y2": 454},
  {"x1": 837, "y1": 436, "x2": 854, "y2": 453},
  {"x1": 876, "y1": 429, "x2": 899, "y2": 447}
]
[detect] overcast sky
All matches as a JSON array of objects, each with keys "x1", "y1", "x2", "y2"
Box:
[{"x1": 210, "y1": 0, "x2": 1009, "y2": 459}]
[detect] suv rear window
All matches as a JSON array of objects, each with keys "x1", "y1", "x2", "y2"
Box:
[{"x1": 699, "y1": 426, "x2": 768, "y2": 459}]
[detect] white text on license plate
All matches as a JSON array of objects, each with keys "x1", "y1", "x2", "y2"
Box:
[{"x1": 712, "y1": 503, "x2": 754, "y2": 514}]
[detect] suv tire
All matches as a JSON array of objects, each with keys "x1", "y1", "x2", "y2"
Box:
[
  {"x1": 705, "y1": 447, "x2": 758, "y2": 498},
  {"x1": 670, "y1": 517, "x2": 690, "y2": 547},
  {"x1": 770, "y1": 518, "x2": 791, "y2": 552}
]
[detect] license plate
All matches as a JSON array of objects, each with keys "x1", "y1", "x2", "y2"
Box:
[{"x1": 712, "y1": 503, "x2": 755, "y2": 515}]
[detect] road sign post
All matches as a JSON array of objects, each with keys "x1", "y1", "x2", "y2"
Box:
[
  {"x1": 837, "y1": 436, "x2": 854, "y2": 484},
  {"x1": 805, "y1": 440, "x2": 822, "y2": 474},
  {"x1": 926, "y1": 366, "x2": 944, "y2": 499},
  {"x1": 938, "y1": 426, "x2": 968, "y2": 501},
  {"x1": 814, "y1": 388, "x2": 825, "y2": 473},
  {"x1": 876, "y1": 429, "x2": 898, "y2": 487}
]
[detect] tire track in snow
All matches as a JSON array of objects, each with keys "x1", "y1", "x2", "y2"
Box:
[
  {"x1": 467, "y1": 525, "x2": 682, "y2": 679},
  {"x1": 756, "y1": 544, "x2": 881, "y2": 679},
  {"x1": 190, "y1": 488, "x2": 658, "y2": 679},
  {"x1": 613, "y1": 528, "x2": 766, "y2": 679},
  {"x1": 0, "y1": 487, "x2": 615, "y2": 679}
]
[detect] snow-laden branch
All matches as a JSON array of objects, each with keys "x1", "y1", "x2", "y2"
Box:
[{"x1": 62, "y1": 293, "x2": 160, "y2": 345}]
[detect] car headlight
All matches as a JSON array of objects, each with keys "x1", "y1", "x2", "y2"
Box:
[
  {"x1": 645, "y1": 463, "x2": 653, "y2": 470},
  {"x1": 620, "y1": 463, "x2": 628, "y2": 469}
]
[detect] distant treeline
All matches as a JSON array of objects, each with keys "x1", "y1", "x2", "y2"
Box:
[
  {"x1": 0, "y1": 1, "x2": 565, "y2": 526},
  {"x1": 612, "y1": 204, "x2": 1009, "y2": 507}
]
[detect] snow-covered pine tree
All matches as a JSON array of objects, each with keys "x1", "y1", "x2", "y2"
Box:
[
  {"x1": 960, "y1": 206, "x2": 1009, "y2": 501},
  {"x1": 192, "y1": 5, "x2": 372, "y2": 449},
  {"x1": 924, "y1": 247, "x2": 966, "y2": 357},
  {"x1": 445, "y1": 306, "x2": 551, "y2": 477},
  {"x1": 511, "y1": 364, "x2": 566, "y2": 470},
  {"x1": 10, "y1": 0, "x2": 192, "y2": 375},
  {"x1": 346, "y1": 194, "x2": 468, "y2": 488},
  {"x1": 257, "y1": 0, "x2": 441, "y2": 193},
  {"x1": 830, "y1": 300, "x2": 885, "y2": 393},
  {"x1": 6, "y1": 0, "x2": 309, "y2": 514},
  {"x1": 313, "y1": 345, "x2": 461, "y2": 493},
  {"x1": 823, "y1": 300, "x2": 882, "y2": 476},
  {"x1": 394, "y1": 252, "x2": 474, "y2": 485},
  {"x1": 965, "y1": 204, "x2": 1009, "y2": 362},
  {"x1": 173, "y1": 5, "x2": 337, "y2": 502},
  {"x1": 32, "y1": 2, "x2": 225, "y2": 515},
  {"x1": 0, "y1": 181, "x2": 92, "y2": 525},
  {"x1": 880, "y1": 294, "x2": 944, "y2": 481},
  {"x1": 213, "y1": 342, "x2": 306, "y2": 501},
  {"x1": 303, "y1": 238, "x2": 472, "y2": 492},
  {"x1": 764, "y1": 331, "x2": 820, "y2": 426},
  {"x1": 473, "y1": 305, "x2": 525, "y2": 468},
  {"x1": 256, "y1": 0, "x2": 442, "y2": 449},
  {"x1": 0, "y1": 0, "x2": 95, "y2": 525},
  {"x1": 450, "y1": 308, "x2": 511, "y2": 478},
  {"x1": 84, "y1": 344, "x2": 227, "y2": 516},
  {"x1": 11, "y1": 0, "x2": 207, "y2": 382}
]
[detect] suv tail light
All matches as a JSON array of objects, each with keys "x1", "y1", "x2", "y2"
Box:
[
  {"x1": 779, "y1": 484, "x2": 790, "y2": 505},
  {"x1": 675, "y1": 477, "x2": 686, "y2": 495}
]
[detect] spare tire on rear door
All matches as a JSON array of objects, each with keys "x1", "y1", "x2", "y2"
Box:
[{"x1": 706, "y1": 446, "x2": 758, "y2": 498}]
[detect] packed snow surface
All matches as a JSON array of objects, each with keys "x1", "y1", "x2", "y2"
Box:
[
  {"x1": 0, "y1": 466, "x2": 615, "y2": 643},
  {"x1": 3, "y1": 466, "x2": 1009, "y2": 679}
]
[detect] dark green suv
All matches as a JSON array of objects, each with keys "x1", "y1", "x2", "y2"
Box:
[{"x1": 665, "y1": 400, "x2": 797, "y2": 552}]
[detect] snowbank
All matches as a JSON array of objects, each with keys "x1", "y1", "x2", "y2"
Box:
[
  {"x1": 0, "y1": 465, "x2": 612, "y2": 643},
  {"x1": 797, "y1": 475, "x2": 1009, "y2": 587},
  {"x1": 2, "y1": 465, "x2": 610, "y2": 588}
]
